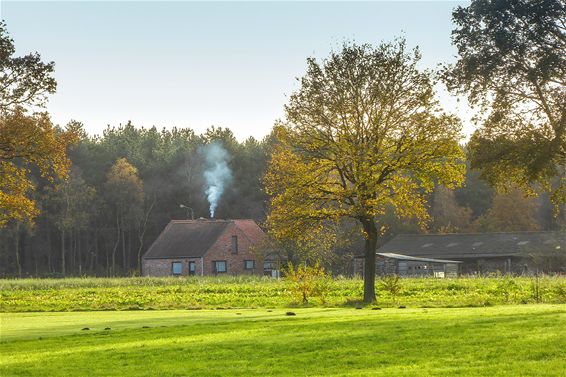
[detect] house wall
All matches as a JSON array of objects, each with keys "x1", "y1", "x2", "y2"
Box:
[
  {"x1": 202, "y1": 222, "x2": 263, "y2": 275},
  {"x1": 142, "y1": 257, "x2": 204, "y2": 277}
]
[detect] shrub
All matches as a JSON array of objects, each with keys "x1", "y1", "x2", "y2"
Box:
[
  {"x1": 379, "y1": 274, "x2": 402, "y2": 304},
  {"x1": 284, "y1": 263, "x2": 330, "y2": 305},
  {"x1": 531, "y1": 274, "x2": 543, "y2": 303},
  {"x1": 496, "y1": 276, "x2": 520, "y2": 303}
]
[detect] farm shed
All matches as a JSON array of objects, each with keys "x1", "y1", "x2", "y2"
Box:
[
  {"x1": 142, "y1": 219, "x2": 268, "y2": 277},
  {"x1": 377, "y1": 253, "x2": 461, "y2": 277},
  {"x1": 378, "y1": 231, "x2": 565, "y2": 275},
  {"x1": 354, "y1": 253, "x2": 462, "y2": 278}
]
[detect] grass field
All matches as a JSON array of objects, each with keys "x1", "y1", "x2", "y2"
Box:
[
  {"x1": 1, "y1": 305, "x2": 565, "y2": 376},
  {"x1": 1, "y1": 276, "x2": 565, "y2": 311}
]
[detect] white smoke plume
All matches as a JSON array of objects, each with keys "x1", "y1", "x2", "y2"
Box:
[{"x1": 202, "y1": 143, "x2": 232, "y2": 218}]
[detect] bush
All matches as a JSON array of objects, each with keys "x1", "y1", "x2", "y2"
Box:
[
  {"x1": 284, "y1": 263, "x2": 331, "y2": 305},
  {"x1": 378, "y1": 274, "x2": 402, "y2": 304},
  {"x1": 496, "y1": 276, "x2": 520, "y2": 303}
]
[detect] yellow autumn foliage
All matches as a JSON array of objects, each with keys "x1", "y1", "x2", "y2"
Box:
[{"x1": 0, "y1": 108, "x2": 78, "y2": 226}]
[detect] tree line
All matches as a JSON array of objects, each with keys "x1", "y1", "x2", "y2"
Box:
[{"x1": 0, "y1": 118, "x2": 560, "y2": 277}]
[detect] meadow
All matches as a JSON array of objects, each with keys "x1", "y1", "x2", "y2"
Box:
[
  {"x1": 1, "y1": 275, "x2": 565, "y2": 312},
  {"x1": 2, "y1": 276, "x2": 565, "y2": 376},
  {"x1": 1, "y1": 305, "x2": 565, "y2": 376}
]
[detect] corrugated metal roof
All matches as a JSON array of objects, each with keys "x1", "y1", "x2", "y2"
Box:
[
  {"x1": 378, "y1": 231, "x2": 565, "y2": 260},
  {"x1": 377, "y1": 253, "x2": 463, "y2": 264},
  {"x1": 143, "y1": 219, "x2": 265, "y2": 259}
]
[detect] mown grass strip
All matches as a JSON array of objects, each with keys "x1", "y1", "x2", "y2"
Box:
[{"x1": 1, "y1": 305, "x2": 565, "y2": 376}]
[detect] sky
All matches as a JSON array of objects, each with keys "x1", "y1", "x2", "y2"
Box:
[{"x1": 1, "y1": 1, "x2": 473, "y2": 141}]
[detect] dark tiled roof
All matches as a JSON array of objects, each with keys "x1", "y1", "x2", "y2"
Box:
[
  {"x1": 143, "y1": 219, "x2": 265, "y2": 259},
  {"x1": 378, "y1": 231, "x2": 565, "y2": 260},
  {"x1": 144, "y1": 220, "x2": 229, "y2": 258}
]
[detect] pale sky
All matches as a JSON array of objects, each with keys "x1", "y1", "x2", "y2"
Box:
[{"x1": 1, "y1": 1, "x2": 473, "y2": 141}]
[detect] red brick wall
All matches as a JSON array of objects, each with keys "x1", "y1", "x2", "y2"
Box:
[
  {"x1": 142, "y1": 257, "x2": 204, "y2": 277},
  {"x1": 203, "y1": 222, "x2": 263, "y2": 275}
]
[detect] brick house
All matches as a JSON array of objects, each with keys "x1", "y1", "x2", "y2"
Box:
[{"x1": 142, "y1": 219, "x2": 266, "y2": 277}]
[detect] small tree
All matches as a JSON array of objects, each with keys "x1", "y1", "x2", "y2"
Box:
[
  {"x1": 285, "y1": 263, "x2": 330, "y2": 305},
  {"x1": 379, "y1": 274, "x2": 403, "y2": 305},
  {"x1": 265, "y1": 40, "x2": 465, "y2": 303}
]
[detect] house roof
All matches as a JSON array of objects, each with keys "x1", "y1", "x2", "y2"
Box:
[
  {"x1": 143, "y1": 219, "x2": 264, "y2": 259},
  {"x1": 377, "y1": 253, "x2": 463, "y2": 264},
  {"x1": 377, "y1": 231, "x2": 565, "y2": 260}
]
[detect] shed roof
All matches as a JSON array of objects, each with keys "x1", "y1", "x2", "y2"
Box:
[
  {"x1": 378, "y1": 231, "x2": 564, "y2": 260},
  {"x1": 143, "y1": 219, "x2": 264, "y2": 259},
  {"x1": 377, "y1": 253, "x2": 463, "y2": 264}
]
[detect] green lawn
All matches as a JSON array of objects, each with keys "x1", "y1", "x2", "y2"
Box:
[{"x1": 1, "y1": 305, "x2": 565, "y2": 376}]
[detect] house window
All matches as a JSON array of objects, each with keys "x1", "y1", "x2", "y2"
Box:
[
  {"x1": 213, "y1": 260, "x2": 227, "y2": 273},
  {"x1": 231, "y1": 236, "x2": 238, "y2": 254},
  {"x1": 244, "y1": 260, "x2": 255, "y2": 270},
  {"x1": 188, "y1": 261, "x2": 196, "y2": 276},
  {"x1": 264, "y1": 261, "x2": 276, "y2": 270},
  {"x1": 172, "y1": 262, "x2": 182, "y2": 275}
]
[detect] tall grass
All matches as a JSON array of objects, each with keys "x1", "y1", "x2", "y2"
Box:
[{"x1": 0, "y1": 276, "x2": 564, "y2": 312}]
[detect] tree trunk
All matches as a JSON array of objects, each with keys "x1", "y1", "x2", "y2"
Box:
[
  {"x1": 127, "y1": 229, "x2": 132, "y2": 274},
  {"x1": 105, "y1": 236, "x2": 110, "y2": 277},
  {"x1": 137, "y1": 197, "x2": 156, "y2": 275},
  {"x1": 121, "y1": 210, "x2": 126, "y2": 275},
  {"x1": 93, "y1": 228, "x2": 99, "y2": 274},
  {"x1": 78, "y1": 229, "x2": 82, "y2": 276},
  {"x1": 121, "y1": 228, "x2": 126, "y2": 275},
  {"x1": 112, "y1": 214, "x2": 120, "y2": 276},
  {"x1": 61, "y1": 229, "x2": 66, "y2": 276},
  {"x1": 14, "y1": 223, "x2": 21, "y2": 277},
  {"x1": 71, "y1": 228, "x2": 76, "y2": 273},
  {"x1": 47, "y1": 230, "x2": 52, "y2": 273},
  {"x1": 361, "y1": 217, "x2": 378, "y2": 303}
]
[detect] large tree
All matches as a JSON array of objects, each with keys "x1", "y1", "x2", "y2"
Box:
[
  {"x1": 443, "y1": 0, "x2": 566, "y2": 204},
  {"x1": 0, "y1": 22, "x2": 75, "y2": 227},
  {"x1": 0, "y1": 21, "x2": 56, "y2": 112},
  {"x1": 265, "y1": 41, "x2": 465, "y2": 303}
]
